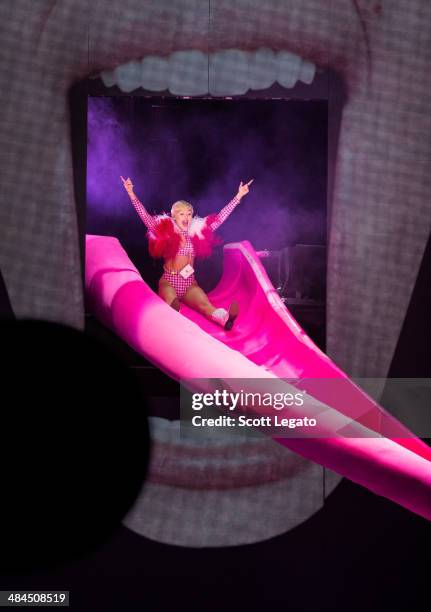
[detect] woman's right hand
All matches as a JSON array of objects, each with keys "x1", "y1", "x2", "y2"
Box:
[{"x1": 120, "y1": 176, "x2": 135, "y2": 197}]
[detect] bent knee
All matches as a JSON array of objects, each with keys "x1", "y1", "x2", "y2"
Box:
[{"x1": 158, "y1": 282, "x2": 177, "y2": 302}]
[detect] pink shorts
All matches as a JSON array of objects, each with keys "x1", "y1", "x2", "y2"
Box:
[{"x1": 160, "y1": 270, "x2": 196, "y2": 299}]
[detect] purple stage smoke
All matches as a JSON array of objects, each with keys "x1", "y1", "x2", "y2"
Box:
[{"x1": 87, "y1": 96, "x2": 327, "y2": 270}]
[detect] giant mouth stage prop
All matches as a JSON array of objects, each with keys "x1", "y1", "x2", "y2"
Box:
[{"x1": 2, "y1": 0, "x2": 431, "y2": 549}]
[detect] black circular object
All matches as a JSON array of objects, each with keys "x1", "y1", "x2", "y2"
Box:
[{"x1": 0, "y1": 319, "x2": 150, "y2": 572}]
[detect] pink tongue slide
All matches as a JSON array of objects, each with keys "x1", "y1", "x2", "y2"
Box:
[{"x1": 85, "y1": 234, "x2": 431, "y2": 522}]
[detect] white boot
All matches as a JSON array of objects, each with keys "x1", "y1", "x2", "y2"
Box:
[
  {"x1": 211, "y1": 308, "x2": 229, "y2": 327},
  {"x1": 210, "y1": 302, "x2": 239, "y2": 330}
]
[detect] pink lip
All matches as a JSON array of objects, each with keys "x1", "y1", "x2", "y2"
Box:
[
  {"x1": 146, "y1": 422, "x2": 315, "y2": 489},
  {"x1": 81, "y1": 1, "x2": 363, "y2": 84}
]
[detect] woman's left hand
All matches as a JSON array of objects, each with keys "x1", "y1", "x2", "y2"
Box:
[{"x1": 237, "y1": 179, "x2": 254, "y2": 199}]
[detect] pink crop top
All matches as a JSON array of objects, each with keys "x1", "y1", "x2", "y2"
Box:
[{"x1": 177, "y1": 231, "x2": 195, "y2": 258}]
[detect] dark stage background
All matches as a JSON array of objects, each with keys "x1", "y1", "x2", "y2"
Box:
[{"x1": 86, "y1": 97, "x2": 327, "y2": 294}]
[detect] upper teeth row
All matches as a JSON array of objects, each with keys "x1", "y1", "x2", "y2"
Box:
[{"x1": 100, "y1": 48, "x2": 316, "y2": 96}]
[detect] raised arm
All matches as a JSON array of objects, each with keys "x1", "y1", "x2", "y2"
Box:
[
  {"x1": 120, "y1": 176, "x2": 156, "y2": 232},
  {"x1": 208, "y1": 179, "x2": 254, "y2": 231}
]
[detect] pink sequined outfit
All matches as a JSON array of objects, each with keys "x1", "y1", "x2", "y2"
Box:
[
  {"x1": 131, "y1": 194, "x2": 241, "y2": 301},
  {"x1": 160, "y1": 271, "x2": 195, "y2": 299},
  {"x1": 160, "y1": 228, "x2": 196, "y2": 298}
]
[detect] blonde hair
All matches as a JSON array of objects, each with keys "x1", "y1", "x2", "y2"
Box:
[{"x1": 171, "y1": 200, "x2": 194, "y2": 216}]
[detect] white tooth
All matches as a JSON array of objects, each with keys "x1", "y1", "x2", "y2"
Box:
[
  {"x1": 100, "y1": 47, "x2": 315, "y2": 95},
  {"x1": 276, "y1": 50, "x2": 301, "y2": 88},
  {"x1": 141, "y1": 55, "x2": 170, "y2": 92},
  {"x1": 248, "y1": 48, "x2": 277, "y2": 90},
  {"x1": 299, "y1": 60, "x2": 316, "y2": 85},
  {"x1": 114, "y1": 60, "x2": 142, "y2": 93},
  {"x1": 168, "y1": 50, "x2": 208, "y2": 96},
  {"x1": 100, "y1": 70, "x2": 116, "y2": 88},
  {"x1": 209, "y1": 49, "x2": 250, "y2": 96}
]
